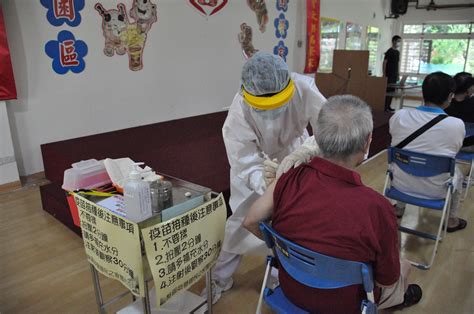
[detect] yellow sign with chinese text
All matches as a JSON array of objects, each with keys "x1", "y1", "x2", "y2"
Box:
[
  {"x1": 142, "y1": 194, "x2": 227, "y2": 307},
  {"x1": 74, "y1": 194, "x2": 146, "y2": 297}
]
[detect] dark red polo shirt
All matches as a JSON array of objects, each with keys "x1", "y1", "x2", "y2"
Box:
[{"x1": 273, "y1": 157, "x2": 400, "y2": 314}]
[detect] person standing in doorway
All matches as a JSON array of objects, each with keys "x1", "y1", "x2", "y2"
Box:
[{"x1": 384, "y1": 35, "x2": 402, "y2": 112}]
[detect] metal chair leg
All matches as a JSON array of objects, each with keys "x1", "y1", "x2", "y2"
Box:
[
  {"x1": 458, "y1": 159, "x2": 473, "y2": 201},
  {"x1": 256, "y1": 257, "x2": 273, "y2": 314},
  {"x1": 427, "y1": 201, "x2": 449, "y2": 269},
  {"x1": 405, "y1": 197, "x2": 450, "y2": 270},
  {"x1": 206, "y1": 270, "x2": 213, "y2": 314},
  {"x1": 442, "y1": 193, "x2": 452, "y2": 241},
  {"x1": 141, "y1": 280, "x2": 151, "y2": 314},
  {"x1": 463, "y1": 161, "x2": 474, "y2": 200},
  {"x1": 90, "y1": 265, "x2": 106, "y2": 314}
]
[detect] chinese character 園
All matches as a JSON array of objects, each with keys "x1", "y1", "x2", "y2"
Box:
[{"x1": 53, "y1": 0, "x2": 75, "y2": 21}]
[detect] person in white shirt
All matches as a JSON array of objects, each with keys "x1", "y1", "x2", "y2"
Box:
[{"x1": 389, "y1": 71, "x2": 467, "y2": 232}]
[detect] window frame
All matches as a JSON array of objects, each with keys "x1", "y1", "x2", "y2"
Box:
[
  {"x1": 319, "y1": 17, "x2": 343, "y2": 73},
  {"x1": 366, "y1": 26, "x2": 380, "y2": 74},
  {"x1": 400, "y1": 21, "x2": 474, "y2": 78},
  {"x1": 345, "y1": 22, "x2": 364, "y2": 50}
]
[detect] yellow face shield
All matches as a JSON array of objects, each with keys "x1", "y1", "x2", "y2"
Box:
[{"x1": 242, "y1": 79, "x2": 295, "y2": 111}]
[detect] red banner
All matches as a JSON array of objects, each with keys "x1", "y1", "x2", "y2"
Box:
[
  {"x1": 304, "y1": 0, "x2": 320, "y2": 73},
  {"x1": 0, "y1": 6, "x2": 17, "y2": 100}
]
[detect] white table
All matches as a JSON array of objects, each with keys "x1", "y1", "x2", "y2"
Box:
[{"x1": 387, "y1": 83, "x2": 422, "y2": 109}]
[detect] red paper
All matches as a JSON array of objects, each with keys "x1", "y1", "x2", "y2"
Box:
[
  {"x1": 0, "y1": 6, "x2": 17, "y2": 100},
  {"x1": 304, "y1": 0, "x2": 320, "y2": 73}
]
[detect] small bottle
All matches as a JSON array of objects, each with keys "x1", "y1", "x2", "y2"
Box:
[
  {"x1": 157, "y1": 180, "x2": 173, "y2": 211},
  {"x1": 123, "y1": 163, "x2": 152, "y2": 222},
  {"x1": 150, "y1": 179, "x2": 161, "y2": 214}
]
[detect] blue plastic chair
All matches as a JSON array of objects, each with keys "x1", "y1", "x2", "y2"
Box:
[
  {"x1": 383, "y1": 147, "x2": 456, "y2": 270},
  {"x1": 456, "y1": 150, "x2": 474, "y2": 200},
  {"x1": 256, "y1": 222, "x2": 377, "y2": 314}
]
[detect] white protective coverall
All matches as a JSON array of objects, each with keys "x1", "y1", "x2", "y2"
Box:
[{"x1": 221, "y1": 72, "x2": 326, "y2": 258}]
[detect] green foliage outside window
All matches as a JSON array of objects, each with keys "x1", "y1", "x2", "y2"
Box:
[
  {"x1": 402, "y1": 23, "x2": 473, "y2": 75},
  {"x1": 430, "y1": 40, "x2": 467, "y2": 65}
]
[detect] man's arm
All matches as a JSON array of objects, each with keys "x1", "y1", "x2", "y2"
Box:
[
  {"x1": 374, "y1": 200, "x2": 401, "y2": 288},
  {"x1": 243, "y1": 180, "x2": 277, "y2": 240},
  {"x1": 383, "y1": 59, "x2": 388, "y2": 77}
]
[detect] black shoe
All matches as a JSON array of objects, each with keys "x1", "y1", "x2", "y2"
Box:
[
  {"x1": 403, "y1": 284, "x2": 422, "y2": 307},
  {"x1": 446, "y1": 218, "x2": 467, "y2": 233},
  {"x1": 385, "y1": 107, "x2": 395, "y2": 112}
]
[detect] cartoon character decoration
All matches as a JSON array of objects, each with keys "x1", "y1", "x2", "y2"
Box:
[
  {"x1": 95, "y1": 3, "x2": 129, "y2": 57},
  {"x1": 129, "y1": 0, "x2": 158, "y2": 34},
  {"x1": 276, "y1": 0, "x2": 289, "y2": 12},
  {"x1": 246, "y1": 0, "x2": 268, "y2": 33},
  {"x1": 273, "y1": 40, "x2": 288, "y2": 62},
  {"x1": 238, "y1": 23, "x2": 258, "y2": 59},
  {"x1": 274, "y1": 13, "x2": 289, "y2": 39},
  {"x1": 95, "y1": 1, "x2": 157, "y2": 71}
]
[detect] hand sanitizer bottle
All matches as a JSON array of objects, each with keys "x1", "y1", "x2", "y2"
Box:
[{"x1": 123, "y1": 163, "x2": 152, "y2": 222}]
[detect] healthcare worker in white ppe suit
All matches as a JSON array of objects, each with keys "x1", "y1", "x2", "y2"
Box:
[{"x1": 207, "y1": 52, "x2": 326, "y2": 303}]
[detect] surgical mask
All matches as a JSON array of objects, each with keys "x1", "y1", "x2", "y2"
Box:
[{"x1": 253, "y1": 104, "x2": 288, "y2": 120}]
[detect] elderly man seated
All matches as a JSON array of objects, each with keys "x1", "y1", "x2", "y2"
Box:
[
  {"x1": 243, "y1": 95, "x2": 422, "y2": 314},
  {"x1": 390, "y1": 72, "x2": 467, "y2": 232}
]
